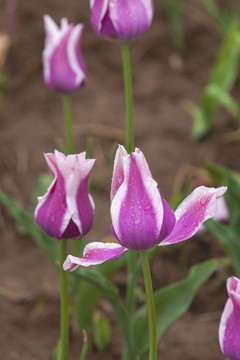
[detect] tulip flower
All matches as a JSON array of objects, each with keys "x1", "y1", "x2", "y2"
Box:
[
  {"x1": 35, "y1": 150, "x2": 95, "y2": 240},
  {"x1": 219, "y1": 276, "x2": 240, "y2": 360},
  {"x1": 90, "y1": 0, "x2": 154, "y2": 41},
  {"x1": 43, "y1": 15, "x2": 86, "y2": 93},
  {"x1": 64, "y1": 145, "x2": 227, "y2": 271}
]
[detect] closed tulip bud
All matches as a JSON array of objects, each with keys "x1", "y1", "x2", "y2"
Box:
[
  {"x1": 35, "y1": 150, "x2": 95, "y2": 240},
  {"x1": 64, "y1": 145, "x2": 227, "y2": 270},
  {"x1": 219, "y1": 276, "x2": 240, "y2": 360},
  {"x1": 43, "y1": 15, "x2": 86, "y2": 93},
  {"x1": 90, "y1": 0, "x2": 154, "y2": 41}
]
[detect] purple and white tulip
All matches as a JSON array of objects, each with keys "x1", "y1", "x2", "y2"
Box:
[
  {"x1": 64, "y1": 145, "x2": 227, "y2": 270},
  {"x1": 35, "y1": 150, "x2": 95, "y2": 240},
  {"x1": 219, "y1": 276, "x2": 240, "y2": 360},
  {"x1": 90, "y1": 0, "x2": 154, "y2": 41},
  {"x1": 43, "y1": 15, "x2": 86, "y2": 93}
]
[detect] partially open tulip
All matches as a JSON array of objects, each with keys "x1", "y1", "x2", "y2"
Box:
[
  {"x1": 219, "y1": 276, "x2": 240, "y2": 360},
  {"x1": 90, "y1": 0, "x2": 154, "y2": 41},
  {"x1": 35, "y1": 150, "x2": 95, "y2": 240},
  {"x1": 43, "y1": 15, "x2": 86, "y2": 93},
  {"x1": 64, "y1": 145, "x2": 227, "y2": 271}
]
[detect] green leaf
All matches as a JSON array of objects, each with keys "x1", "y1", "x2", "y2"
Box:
[
  {"x1": 52, "y1": 340, "x2": 61, "y2": 360},
  {"x1": 161, "y1": 0, "x2": 188, "y2": 50},
  {"x1": 72, "y1": 267, "x2": 134, "y2": 356},
  {"x1": 93, "y1": 313, "x2": 111, "y2": 351},
  {"x1": 188, "y1": 23, "x2": 240, "y2": 140},
  {"x1": 200, "y1": 0, "x2": 238, "y2": 34},
  {"x1": 73, "y1": 255, "x2": 125, "y2": 330},
  {"x1": 0, "y1": 190, "x2": 59, "y2": 267},
  {"x1": 133, "y1": 259, "x2": 218, "y2": 359},
  {"x1": 205, "y1": 220, "x2": 240, "y2": 277}
]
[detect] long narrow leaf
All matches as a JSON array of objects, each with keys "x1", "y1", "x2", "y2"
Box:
[
  {"x1": 187, "y1": 23, "x2": 240, "y2": 140},
  {"x1": 133, "y1": 259, "x2": 218, "y2": 359},
  {"x1": 72, "y1": 267, "x2": 134, "y2": 357}
]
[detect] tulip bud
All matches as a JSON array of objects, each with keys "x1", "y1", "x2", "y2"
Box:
[
  {"x1": 219, "y1": 276, "x2": 240, "y2": 360},
  {"x1": 35, "y1": 150, "x2": 95, "y2": 240},
  {"x1": 43, "y1": 15, "x2": 86, "y2": 93},
  {"x1": 90, "y1": 0, "x2": 154, "y2": 41}
]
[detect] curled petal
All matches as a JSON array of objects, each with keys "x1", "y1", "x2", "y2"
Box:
[
  {"x1": 111, "y1": 145, "x2": 127, "y2": 201},
  {"x1": 111, "y1": 147, "x2": 163, "y2": 250},
  {"x1": 63, "y1": 242, "x2": 127, "y2": 271},
  {"x1": 160, "y1": 186, "x2": 227, "y2": 246}
]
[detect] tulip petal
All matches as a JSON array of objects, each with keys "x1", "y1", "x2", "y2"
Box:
[
  {"x1": 67, "y1": 24, "x2": 86, "y2": 88},
  {"x1": 160, "y1": 186, "x2": 227, "y2": 246},
  {"x1": 35, "y1": 150, "x2": 95, "y2": 240},
  {"x1": 110, "y1": 145, "x2": 127, "y2": 201},
  {"x1": 111, "y1": 148, "x2": 163, "y2": 250},
  {"x1": 35, "y1": 153, "x2": 67, "y2": 239},
  {"x1": 109, "y1": 0, "x2": 153, "y2": 41},
  {"x1": 43, "y1": 15, "x2": 86, "y2": 93},
  {"x1": 219, "y1": 276, "x2": 240, "y2": 360},
  {"x1": 158, "y1": 195, "x2": 176, "y2": 240},
  {"x1": 54, "y1": 151, "x2": 95, "y2": 238},
  {"x1": 91, "y1": 0, "x2": 117, "y2": 39},
  {"x1": 63, "y1": 242, "x2": 127, "y2": 271}
]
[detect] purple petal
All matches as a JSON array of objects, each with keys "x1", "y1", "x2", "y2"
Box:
[
  {"x1": 158, "y1": 195, "x2": 176, "y2": 241},
  {"x1": 43, "y1": 15, "x2": 86, "y2": 93},
  {"x1": 110, "y1": 145, "x2": 127, "y2": 201},
  {"x1": 35, "y1": 150, "x2": 95, "y2": 240},
  {"x1": 160, "y1": 186, "x2": 227, "y2": 246},
  {"x1": 91, "y1": 0, "x2": 118, "y2": 39},
  {"x1": 111, "y1": 148, "x2": 163, "y2": 250},
  {"x1": 63, "y1": 242, "x2": 127, "y2": 271},
  {"x1": 219, "y1": 276, "x2": 240, "y2": 360},
  {"x1": 35, "y1": 153, "x2": 67, "y2": 239},
  {"x1": 109, "y1": 0, "x2": 153, "y2": 41},
  {"x1": 55, "y1": 151, "x2": 95, "y2": 238}
]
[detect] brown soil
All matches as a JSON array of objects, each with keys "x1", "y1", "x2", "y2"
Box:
[{"x1": 0, "y1": 0, "x2": 239, "y2": 359}]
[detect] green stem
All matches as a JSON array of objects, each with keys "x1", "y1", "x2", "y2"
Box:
[
  {"x1": 62, "y1": 94, "x2": 74, "y2": 154},
  {"x1": 140, "y1": 251, "x2": 157, "y2": 360},
  {"x1": 121, "y1": 42, "x2": 134, "y2": 154},
  {"x1": 60, "y1": 239, "x2": 69, "y2": 360}
]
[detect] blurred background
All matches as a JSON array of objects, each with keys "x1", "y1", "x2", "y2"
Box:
[{"x1": 0, "y1": 0, "x2": 240, "y2": 359}]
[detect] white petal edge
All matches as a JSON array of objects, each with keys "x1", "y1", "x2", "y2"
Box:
[{"x1": 67, "y1": 24, "x2": 86, "y2": 86}]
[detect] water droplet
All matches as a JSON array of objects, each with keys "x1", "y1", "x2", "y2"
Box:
[
  {"x1": 152, "y1": 229, "x2": 158, "y2": 236},
  {"x1": 134, "y1": 219, "x2": 141, "y2": 225},
  {"x1": 180, "y1": 217, "x2": 185, "y2": 224},
  {"x1": 200, "y1": 198, "x2": 208, "y2": 206},
  {"x1": 131, "y1": 212, "x2": 136, "y2": 218},
  {"x1": 144, "y1": 205, "x2": 151, "y2": 211},
  {"x1": 138, "y1": 205, "x2": 142, "y2": 210}
]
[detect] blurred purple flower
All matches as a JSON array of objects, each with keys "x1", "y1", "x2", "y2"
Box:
[
  {"x1": 64, "y1": 145, "x2": 227, "y2": 271},
  {"x1": 219, "y1": 276, "x2": 240, "y2": 360},
  {"x1": 35, "y1": 150, "x2": 95, "y2": 240},
  {"x1": 90, "y1": 0, "x2": 154, "y2": 41},
  {"x1": 43, "y1": 15, "x2": 86, "y2": 93}
]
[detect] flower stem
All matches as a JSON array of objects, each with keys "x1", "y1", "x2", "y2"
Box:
[
  {"x1": 121, "y1": 42, "x2": 134, "y2": 154},
  {"x1": 140, "y1": 251, "x2": 157, "y2": 360},
  {"x1": 62, "y1": 94, "x2": 75, "y2": 154},
  {"x1": 60, "y1": 238, "x2": 69, "y2": 360}
]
